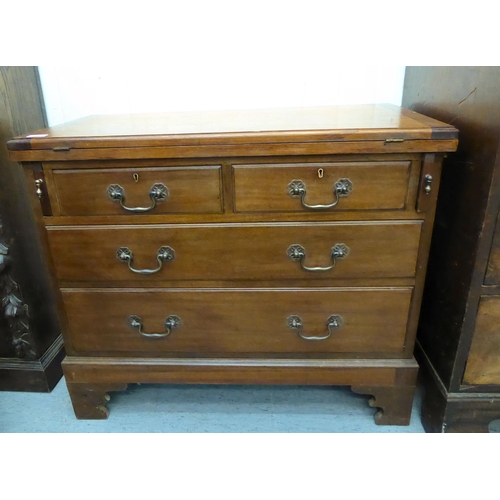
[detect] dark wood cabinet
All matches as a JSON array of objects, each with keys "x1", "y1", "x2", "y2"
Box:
[
  {"x1": 0, "y1": 66, "x2": 64, "y2": 391},
  {"x1": 403, "y1": 66, "x2": 500, "y2": 432}
]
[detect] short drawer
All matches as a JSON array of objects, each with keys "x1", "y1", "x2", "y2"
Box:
[
  {"x1": 49, "y1": 165, "x2": 222, "y2": 215},
  {"x1": 47, "y1": 221, "x2": 422, "y2": 282},
  {"x1": 61, "y1": 288, "x2": 413, "y2": 355},
  {"x1": 233, "y1": 161, "x2": 411, "y2": 212}
]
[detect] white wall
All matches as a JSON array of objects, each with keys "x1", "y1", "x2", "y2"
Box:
[{"x1": 38, "y1": 66, "x2": 406, "y2": 126}]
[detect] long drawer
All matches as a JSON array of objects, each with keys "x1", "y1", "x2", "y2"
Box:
[
  {"x1": 233, "y1": 161, "x2": 411, "y2": 212},
  {"x1": 61, "y1": 288, "x2": 413, "y2": 355},
  {"x1": 47, "y1": 221, "x2": 422, "y2": 282},
  {"x1": 49, "y1": 165, "x2": 222, "y2": 215}
]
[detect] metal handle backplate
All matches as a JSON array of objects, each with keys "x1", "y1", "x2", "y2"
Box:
[
  {"x1": 287, "y1": 178, "x2": 353, "y2": 210},
  {"x1": 116, "y1": 246, "x2": 175, "y2": 274},
  {"x1": 128, "y1": 314, "x2": 181, "y2": 338},
  {"x1": 287, "y1": 314, "x2": 343, "y2": 340},
  {"x1": 107, "y1": 183, "x2": 168, "y2": 212},
  {"x1": 287, "y1": 243, "x2": 349, "y2": 272}
]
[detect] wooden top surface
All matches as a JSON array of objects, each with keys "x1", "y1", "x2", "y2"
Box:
[{"x1": 8, "y1": 104, "x2": 458, "y2": 152}]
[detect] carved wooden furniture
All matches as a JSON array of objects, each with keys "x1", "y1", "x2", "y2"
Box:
[
  {"x1": 0, "y1": 66, "x2": 64, "y2": 392},
  {"x1": 403, "y1": 66, "x2": 500, "y2": 432},
  {"x1": 8, "y1": 105, "x2": 457, "y2": 421}
]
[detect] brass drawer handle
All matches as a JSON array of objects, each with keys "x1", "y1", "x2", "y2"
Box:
[
  {"x1": 107, "y1": 183, "x2": 168, "y2": 212},
  {"x1": 287, "y1": 243, "x2": 349, "y2": 272},
  {"x1": 129, "y1": 314, "x2": 181, "y2": 338},
  {"x1": 287, "y1": 314, "x2": 343, "y2": 340},
  {"x1": 116, "y1": 246, "x2": 175, "y2": 274},
  {"x1": 287, "y1": 178, "x2": 353, "y2": 210}
]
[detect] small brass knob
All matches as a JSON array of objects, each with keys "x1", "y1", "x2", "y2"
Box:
[
  {"x1": 35, "y1": 179, "x2": 43, "y2": 199},
  {"x1": 424, "y1": 174, "x2": 433, "y2": 195}
]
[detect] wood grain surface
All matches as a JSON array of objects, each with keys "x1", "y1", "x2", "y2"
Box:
[
  {"x1": 46, "y1": 221, "x2": 422, "y2": 282},
  {"x1": 61, "y1": 287, "x2": 412, "y2": 356},
  {"x1": 62, "y1": 355, "x2": 419, "y2": 387},
  {"x1": 485, "y1": 212, "x2": 500, "y2": 285},
  {"x1": 463, "y1": 296, "x2": 500, "y2": 385},
  {"x1": 49, "y1": 165, "x2": 222, "y2": 216},
  {"x1": 8, "y1": 104, "x2": 457, "y2": 148},
  {"x1": 0, "y1": 66, "x2": 64, "y2": 391},
  {"x1": 233, "y1": 160, "x2": 410, "y2": 212},
  {"x1": 8, "y1": 139, "x2": 459, "y2": 162}
]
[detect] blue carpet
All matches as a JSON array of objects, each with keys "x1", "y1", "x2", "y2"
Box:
[{"x1": 0, "y1": 378, "x2": 427, "y2": 432}]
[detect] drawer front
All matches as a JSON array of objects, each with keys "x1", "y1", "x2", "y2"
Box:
[
  {"x1": 463, "y1": 296, "x2": 500, "y2": 385},
  {"x1": 50, "y1": 166, "x2": 222, "y2": 215},
  {"x1": 62, "y1": 288, "x2": 413, "y2": 355},
  {"x1": 233, "y1": 161, "x2": 411, "y2": 212},
  {"x1": 47, "y1": 221, "x2": 422, "y2": 282}
]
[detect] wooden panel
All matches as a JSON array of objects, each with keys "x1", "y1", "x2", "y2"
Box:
[
  {"x1": 8, "y1": 104, "x2": 457, "y2": 151},
  {"x1": 43, "y1": 211, "x2": 425, "y2": 227},
  {"x1": 463, "y1": 296, "x2": 500, "y2": 385},
  {"x1": 0, "y1": 67, "x2": 48, "y2": 359},
  {"x1": 50, "y1": 165, "x2": 222, "y2": 216},
  {"x1": 63, "y1": 356, "x2": 419, "y2": 387},
  {"x1": 8, "y1": 139, "x2": 459, "y2": 163},
  {"x1": 61, "y1": 287, "x2": 413, "y2": 356},
  {"x1": 415, "y1": 153, "x2": 442, "y2": 213},
  {"x1": 403, "y1": 66, "x2": 500, "y2": 393},
  {"x1": 233, "y1": 161, "x2": 410, "y2": 212},
  {"x1": 485, "y1": 211, "x2": 500, "y2": 285},
  {"x1": 46, "y1": 221, "x2": 422, "y2": 283},
  {"x1": 0, "y1": 67, "x2": 64, "y2": 385},
  {"x1": 417, "y1": 342, "x2": 500, "y2": 432}
]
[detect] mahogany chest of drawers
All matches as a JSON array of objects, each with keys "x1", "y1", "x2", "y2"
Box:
[{"x1": 8, "y1": 105, "x2": 458, "y2": 423}]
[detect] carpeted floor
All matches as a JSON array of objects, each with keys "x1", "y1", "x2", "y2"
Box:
[
  {"x1": 2, "y1": 378, "x2": 499, "y2": 432},
  {"x1": 0, "y1": 377, "x2": 427, "y2": 432}
]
